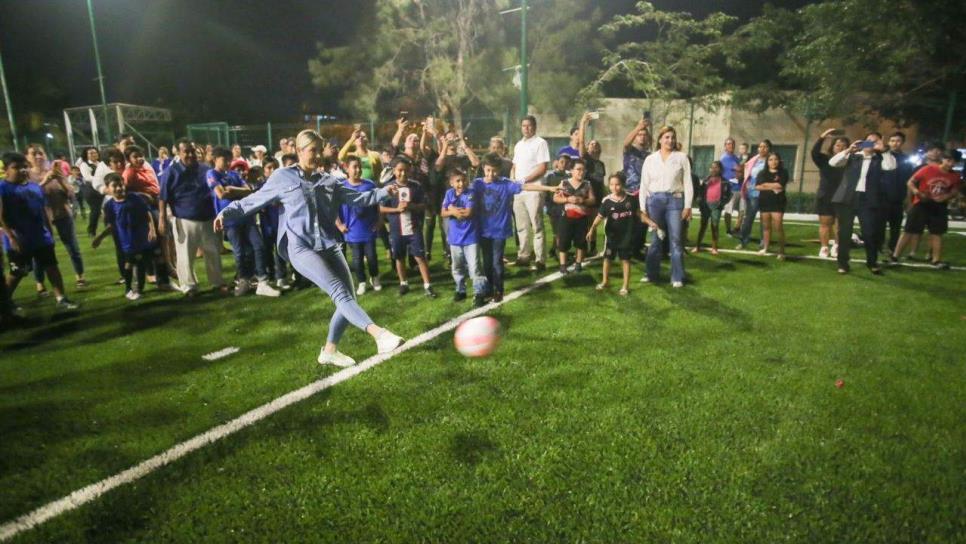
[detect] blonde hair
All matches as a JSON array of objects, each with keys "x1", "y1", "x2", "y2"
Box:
[
  {"x1": 295, "y1": 129, "x2": 323, "y2": 151},
  {"x1": 655, "y1": 126, "x2": 677, "y2": 151}
]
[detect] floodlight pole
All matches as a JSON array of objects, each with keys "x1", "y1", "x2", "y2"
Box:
[
  {"x1": 519, "y1": 0, "x2": 528, "y2": 120},
  {"x1": 0, "y1": 43, "x2": 19, "y2": 151},
  {"x1": 86, "y1": 0, "x2": 112, "y2": 145}
]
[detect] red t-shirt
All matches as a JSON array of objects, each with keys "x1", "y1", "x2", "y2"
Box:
[{"x1": 910, "y1": 164, "x2": 961, "y2": 206}]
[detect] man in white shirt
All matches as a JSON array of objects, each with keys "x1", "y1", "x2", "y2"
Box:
[
  {"x1": 511, "y1": 115, "x2": 550, "y2": 271},
  {"x1": 828, "y1": 131, "x2": 896, "y2": 274},
  {"x1": 92, "y1": 133, "x2": 135, "y2": 195}
]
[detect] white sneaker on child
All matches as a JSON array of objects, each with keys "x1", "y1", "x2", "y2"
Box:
[
  {"x1": 819, "y1": 246, "x2": 830, "y2": 258},
  {"x1": 317, "y1": 349, "x2": 356, "y2": 367},
  {"x1": 255, "y1": 280, "x2": 281, "y2": 297},
  {"x1": 830, "y1": 243, "x2": 838, "y2": 258},
  {"x1": 371, "y1": 277, "x2": 382, "y2": 291},
  {"x1": 375, "y1": 330, "x2": 405, "y2": 354},
  {"x1": 356, "y1": 282, "x2": 367, "y2": 296}
]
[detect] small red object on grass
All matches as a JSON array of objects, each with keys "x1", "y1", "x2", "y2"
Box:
[{"x1": 835, "y1": 379, "x2": 845, "y2": 389}]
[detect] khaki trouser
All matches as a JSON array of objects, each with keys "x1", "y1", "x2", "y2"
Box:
[
  {"x1": 512, "y1": 192, "x2": 545, "y2": 264},
  {"x1": 172, "y1": 217, "x2": 224, "y2": 291}
]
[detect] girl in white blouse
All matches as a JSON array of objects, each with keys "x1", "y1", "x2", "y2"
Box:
[{"x1": 638, "y1": 126, "x2": 692, "y2": 287}]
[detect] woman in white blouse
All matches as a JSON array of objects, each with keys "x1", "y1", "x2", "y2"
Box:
[{"x1": 638, "y1": 126, "x2": 693, "y2": 287}]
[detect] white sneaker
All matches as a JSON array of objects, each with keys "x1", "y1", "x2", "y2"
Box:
[
  {"x1": 356, "y1": 282, "x2": 367, "y2": 296},
  {"x1": 640, "y1": 276, "x2": 651, "y2": 283},
  {"x1": 671, "y1": 281, "x2": 684, "y2": 288},
  {"x1": 819, "y1": 246, "x2": 830, "y2": 258},
  {"x1": 829, "y1": 243, "x2": 838, "y2": 258},
  {"x1": 255, "y1": 280, "x2": 281, "y2": 297},
  {"x1": 125, "y1": 290, "x2": 136, "y2": 300},
  {"x1": 276, "y1": 278, "x2": 292, "y2": 291},
  {"x1": 757, "y1": 248, "x2": 768, "y2": 255},
  {"x1": 234, "y1": 279, "x2": 251, "y2": 297},
  {"x1": 317, "y1": 349, "x2": 356, "y2": 368},
  {"x1": 375, "y1": 330, "x2": 404, "y2": 354},
  {"x1": 371, "y1": 277, "x2": 382, "y2": 291}
]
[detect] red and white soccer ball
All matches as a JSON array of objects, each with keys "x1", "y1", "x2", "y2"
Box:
[{"x1": 454, "y1": 316, "x2": 502, "y2": 358}]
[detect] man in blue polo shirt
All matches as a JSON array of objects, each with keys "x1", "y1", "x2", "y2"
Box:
[
  {"x1": 159, "y1": 139, "x2": 225, "y2": 296},
  {"x1": 0, "y1": 152, "x2": 78, "y2": 312},
  {"x1": 719, "y1": 137, "x2": 742, "y2": 235}
]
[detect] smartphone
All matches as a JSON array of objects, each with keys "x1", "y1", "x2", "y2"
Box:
[
  {"x1": 643, "y1": 110, "x2": 652, "y2": 122},
  {"x1": 588, "y1": 111, "x2": 600, "y2": 120},
  {"x1": 398, "y1": 186, "x2": 411, "y2": 203},
  {"x1": 858, "y1": 140, "x2": 875, "y2": 149},
  {"x1": 425, "y1": 116, "x2": 435, "y2": 128},
  {"x1": 353, "y1": 123, "x2": 362, "y2": 131},
  {"x1": 399, "y1": 110, "x2": 409, "y2": 121},
  {"x1": 829, "y1": 129, "x2": 845, "y2": 136}
]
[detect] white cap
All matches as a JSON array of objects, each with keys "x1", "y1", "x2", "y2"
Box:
[{"x1": 251, "y1": 145, "x2": 267, "y2": 153}]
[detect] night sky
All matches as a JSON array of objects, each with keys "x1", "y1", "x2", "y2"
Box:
[{"x1": 0, "y1": 0, "x2": 810, "y2": 124}]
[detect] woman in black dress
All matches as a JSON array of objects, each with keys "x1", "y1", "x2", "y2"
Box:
[
  {"x1": 811, "y1": 129, "x2": 850, "y2": 257},
  {"x1": 756, "y1": 152, "x2": 790, "y2": 260}
]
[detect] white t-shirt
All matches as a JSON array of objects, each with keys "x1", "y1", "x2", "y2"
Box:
[{"x1": 512, "y1": 135, "x2": 550, "y2": 184}]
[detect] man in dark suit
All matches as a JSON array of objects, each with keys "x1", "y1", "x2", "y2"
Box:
[{"x1": 828, "y1": 132, "x2": 897, "y2": 274}]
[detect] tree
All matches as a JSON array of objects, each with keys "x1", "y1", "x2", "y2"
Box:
[
  {"x1": 308, "y1": 0, "x2": 517, "y2": 130},
  {"x1": 579, "y1": 2, "x2": 738, "y2": 110}
]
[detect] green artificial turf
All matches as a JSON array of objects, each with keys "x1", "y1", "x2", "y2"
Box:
[{"x1": 2, "y1": 219, "x2": 964, "y2": 542}]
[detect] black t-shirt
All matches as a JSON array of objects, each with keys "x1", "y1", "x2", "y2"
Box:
[
  {"x1": 598, "y1": 194, "x2": 639, "y2": 249},
  {"x1": 544, "y1": 169, "x2": 568, "y2": 215},
  {"x1": 559, "y1": 178, "x2": 594, "y2": 218}
]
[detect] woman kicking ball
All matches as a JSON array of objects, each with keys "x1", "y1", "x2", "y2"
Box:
[{"x1": 215, "y1": 130, "x2": 404, "y2": 367}]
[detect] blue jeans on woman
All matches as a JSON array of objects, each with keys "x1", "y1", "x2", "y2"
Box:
[
  {"x1": 739, "y1": 196, "x2": 760, "y2": 247},
  {"x1": 225, "y1": 221, "x2": 268, "y2": 280},
  {"x1": 645, "y1": 192, "x2": 685, "y2": 284}
]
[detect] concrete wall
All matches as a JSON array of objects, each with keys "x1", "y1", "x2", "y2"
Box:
[{"x1": 532, "y1": 97, "x2": 919, "y2": 195}]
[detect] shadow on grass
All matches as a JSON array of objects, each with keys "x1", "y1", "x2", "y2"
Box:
[{"x1": 449, "y1": 430, "x2": 499, "y2": 465}]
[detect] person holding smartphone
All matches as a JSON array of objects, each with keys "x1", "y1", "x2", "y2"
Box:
[{"x1": 828, "y1": 132, "x2": 896, "y2": 274}]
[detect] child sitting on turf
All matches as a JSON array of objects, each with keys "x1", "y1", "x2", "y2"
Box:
[
  {"x1": 587, "y1": 172, "x2": 660, "y2": 295},
  {"x1": 441, "y1": 169, "x2": 486, "y2": 307},
  {"x1": 553, "y1": 159, "x2": 596, "y2": 275},
  {"x1": 473, "y1": 153, "x2": 556, "y2": 302},
  {"x1": 380, "y1": 156, "x2": 436, "y2": 298},
  {"x1": 692, "y1": 160, "x2": 731, "y2": 255},
  {"x1": 92, "y1": 174, "x2": 157, "y2": 300},
  {"x1": 337, "y1": 156, "x2": 382, "y2": 295}
]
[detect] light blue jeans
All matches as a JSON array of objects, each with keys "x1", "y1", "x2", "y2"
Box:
[
  {"x1": 450, "y1": 243, "x2": 487, "y2": 295},
  {"x1": 287, "y1": 241, "x2": 374, "y2": 345},
  {"x1": 645, "y1": 192, "x2": 685, "y2": 284}
]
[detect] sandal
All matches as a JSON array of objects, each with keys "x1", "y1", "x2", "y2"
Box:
[
  {"x1": 595, "y1": 282, "x2": 608, "y2": 291},
  {"x1": 618, "y1": 288, "x2": 629, "y2": 296}
]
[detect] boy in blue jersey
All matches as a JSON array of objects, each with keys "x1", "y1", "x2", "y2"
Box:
[
  {"x1": 254, "y1": 157, "x2": 291, "y2": 290},
  {"x1": 380, "y1": 156, "x2": 436, "y2": 298},
  {"x1": 441, "y1": 169, "x2": 486, "y2": 307},
  {"x1": 473, "y1": 153, "x2": 557, "y2": 302},
  {"x1": 337, "y1": 156, "x2": 382, "y2": 295},
  {"x1": 92, "y1": 175, "x2": 157, "y2": 300},
  {"x1": 207, "y1": 146, "x2": 280, "y2": 297},
  {"x1": 0, "y1": 152, "x2": 78, "y2": 312}
]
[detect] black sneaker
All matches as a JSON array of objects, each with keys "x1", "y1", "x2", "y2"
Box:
[
  {"x1": 932, "y1": 261, "x2": 950, "y2": 270},
  {"x1": 424, "y1": 286, "x2": 438, "y2": 299},
  {"x1": 512, "y1": 259, "x2": 529, "y2": 267},
  {"x1": 492, "y1": 292, "x2": 504, "y2": 303},
  {"x1": 868, "y1": 265, "x2": 883, "y2": 275},
  {"x1": 398, "y1": 283, "x2": 410, "y2": 295},
  {"x1": 574, "y1": 262, "x2": 583, "y2": 273},
  {"x1": 887, "y1": 255, "x2": 899, "y2": 265},
  {"x1": 473, "y1": 294, "x2": 486, "y2": 307},
  {"x1": 558, "y1": 265, "x2": 568, "y2": 275},
  {"x1": 530, "y1": 262, "x2": 546, "y2": 272},
  {"x1": 453, "y1": 291, "x2": 467, "y2": 302}
]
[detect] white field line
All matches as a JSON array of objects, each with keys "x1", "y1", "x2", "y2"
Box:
[
  {"x1": 0, "y1": 262, "x2": 585, "y2": 542},
  {"x1": 201, "y1": 347, "x2": 240, "y2": 361},
  {"x1": 714, "y1": 247, "x2": 966, "y2": 271}
]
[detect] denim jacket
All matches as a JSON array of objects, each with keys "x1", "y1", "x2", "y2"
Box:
[{"x1": 219, "y1": 165, "x2": 389, "y2": 258}]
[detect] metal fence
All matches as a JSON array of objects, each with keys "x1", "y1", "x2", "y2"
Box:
[{"x1": 186, "y1": 113, "x2": 514, "y2": 155}]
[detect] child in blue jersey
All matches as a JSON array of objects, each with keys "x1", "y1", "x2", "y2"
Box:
[
  {"x1": 441, "y1": 169, "x2": 486, "y2": 307},
  {"x1": 207, "y1": 146, "x2": 280, "y2": 298},
  {"x1": 254, "y1": 157, "x2": 290, "y2": 290},
  {"x1": 380, "y1": 156, "x2": 436, "y2": 298},
  {"x1": 473, "y1": 153, "x2": 557, "y2": 302},
  {"x1": 92, "y1": 175, "x2": 157, "y2": 300},
  {"x1": 0, "y1": 152, "x2": 78, "y2": 312},
  {"x1": 337, "y1": 156, "x2": 382, "y2": 295}
]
